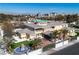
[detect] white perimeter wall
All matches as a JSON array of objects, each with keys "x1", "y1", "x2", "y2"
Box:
[
  {"x1": 28, "y1": 48, "x2": 42, "y2": 55},
  {"x1": 55, "y1": 40, "x2": 69, "y2": 48}
]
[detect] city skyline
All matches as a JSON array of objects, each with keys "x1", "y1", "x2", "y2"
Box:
[{"x1": 0, "y1": 3, "x2": 79, "y2": 14}]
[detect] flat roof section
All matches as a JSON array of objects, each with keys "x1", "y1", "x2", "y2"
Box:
[
  {"x1": 15, "y1": 28, "x2": 35, "y2": 36},
  {"x1": 25, "y1": 21, "x2": 67, "y2": 30}
]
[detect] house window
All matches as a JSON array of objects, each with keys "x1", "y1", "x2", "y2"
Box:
[
  {"x1": 52, "y1": 26, "x2": 54, "y2": 28},
  {"x1": 26, "y1": 34, "x2": 30, "y2": 39},
  {"x1": 0, "y1": 32, "x2": 1, "y2": 36}
]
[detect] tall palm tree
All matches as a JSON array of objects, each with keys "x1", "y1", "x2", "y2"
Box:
[
  {"x1": 2, "y1": 19, "x2": 15, "y2": 53},
  {"x1": 50, "y1": 30, "x2": 59, "y2": 42},
  {"x1": 59, "y1": 29, "x2": 68, "y2": 40}
]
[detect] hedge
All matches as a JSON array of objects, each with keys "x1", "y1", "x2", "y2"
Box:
[{"x1": 43, "y1": 43, "x2": 55, "y2": 52}]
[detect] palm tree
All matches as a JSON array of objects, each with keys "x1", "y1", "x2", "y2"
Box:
[
  {"x1": 65, "y1": 14, "x2": 78, "y2": 23},
  {"x1": 62, "y1": 29, "x2": 68, "y2": 40},
  {"x1": 50, "y1": 30, "x2": 59, "y2": 42},
  {"x1": 2, "y1": 19, "x2": 14, "y2": 38},
  {"x1": 59, "y1": 29, "x2": 68, "y2": 40},
  {"x1": 2, "y1": 19, "x2": 15, "y2": 53}
]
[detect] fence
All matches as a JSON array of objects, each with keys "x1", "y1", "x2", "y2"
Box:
[
  {"x1": 43, "y1": 40, "x2": 69, "y2": 51},
  {"x1": 28, "y1": 48, "x2": 42, "y2": 55}
]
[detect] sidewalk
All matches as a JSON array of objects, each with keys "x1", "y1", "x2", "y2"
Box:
[{"x1": 41, "y1": 40, "x2": 79, "y2": 55}]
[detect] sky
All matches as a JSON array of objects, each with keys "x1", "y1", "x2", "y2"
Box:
[{"x1": 0, "y1": 3, "x2": 79, "y2": 14}]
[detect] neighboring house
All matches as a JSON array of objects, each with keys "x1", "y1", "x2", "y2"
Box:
[
  {"x1": 25, "y1": 20, "x2": 68, "y2": 33},
  {"x1": 67, "y1": 27, "x2": 77, "y2": 36},
  {"x1": 0, "y1": 26, "x2": 3, "y2": 39}
]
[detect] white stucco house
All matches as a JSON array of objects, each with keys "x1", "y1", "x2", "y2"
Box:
[{"x1": 13, "y1": 19, "x2": 68, "y2": 43}]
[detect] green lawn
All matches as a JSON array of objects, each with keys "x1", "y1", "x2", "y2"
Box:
[
  {"x1": 8, "y1": 39, "x2": 41, "y2": 53},
  {"x1": 10, "y1": 41, "x2": 29, "y2": 49}
]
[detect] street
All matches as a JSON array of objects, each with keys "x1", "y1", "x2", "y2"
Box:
[{"x1": 51, "y1": 42, "x2": 79, "y2": 55}]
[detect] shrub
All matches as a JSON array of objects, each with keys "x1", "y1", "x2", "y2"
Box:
[
  {"x1": 43, "y1": 43, "x2": 55, "y2": 51},
  {"x1": 76, "y1": 32, "x2": 79, "y2": 36}
]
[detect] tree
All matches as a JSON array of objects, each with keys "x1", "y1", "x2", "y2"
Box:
[
  {"x1": 2, "y1": 20, "x2": 14, "y2": 38},
  {"x1": 28, "y1": 39, "x2": 41, "y2": 50},
  {"x1": 50, "y1": 29, "x2": 69, "y2": 42},
  {"x1": 65, "y1": 14, "x2": 78, "y2": 23},
  {"x1": 57, "y1": 29, "x2": 69, "y2": 40},
  {"x1": 55, "y1": 14, "x2": 64, "y2": 21},
  {"x1": 0, "y1": 13, "x2": 13, "y2": 22},
  {"x1": 2, "y1": 19, "x2": 15, "y2": 52},
  {"x1": 50, "y1": 30, "x2": 59, "y2": 42},
  {"x1": 62, "y1": 29, "x2": 69, "y2": 40}
]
